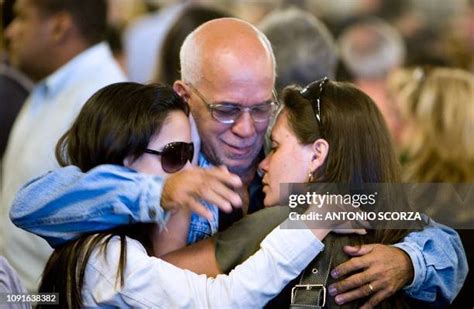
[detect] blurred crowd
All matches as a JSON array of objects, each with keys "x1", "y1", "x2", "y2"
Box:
[
  {"x1": 2, "y1": 0, "x2": 473, "y2": 150},
  {"x1": 0, "y1": 0, "x2": 472, "y2": 307}
]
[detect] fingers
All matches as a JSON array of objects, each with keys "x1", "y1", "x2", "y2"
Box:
[
  {"x1": 161, "y1": 166, "x2": 243, "y2": 218},
  {"x1": 332, "y1": 228, "x2": 367, "y2": 235},
  {"x1": 212, "y1": 165, "x2": 243, "y2": 190},
  {"x1": 329, "y1": 271, "x2": 374, "y2": 297},
  {"x1": 332, "y1": 282, "x2": 379, "y2": 306},
  {"x1": 186, "y1": 198, "x2": 213, "y2": 221},
  {"x1": 329, "y1": 245, "x2": 408, "y2": 306},
  {"x1": 194, "y1": 182, "x2": 234, "y2": 213},
  {"x1": 353, "y1": 229, "x2": 367, "y2": 235},
  {"x1": 207, "y1": 178, "x2": 242, "y2": 209},
  {"x1": 343, "y1": 244, "x2": 375, "y2": 256},
  {"x1": 360, "y1": 290, "x2": 387, "y2": 309},
  {"x1": 331, "y1": 255, "x2": 369, "y2": 279},
  {"x1": 197, "y1": 167, "x2": 243, "y2": 209}
]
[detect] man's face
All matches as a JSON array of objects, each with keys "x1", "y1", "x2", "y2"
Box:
[
  {"x1": 186, "y1": 58, "x2": 275, "y2": 177},
  {"x1": 5, "y1": 0, "x2": 55, "y2": 81}
]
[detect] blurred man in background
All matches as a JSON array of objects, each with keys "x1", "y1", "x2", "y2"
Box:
[
  {"x1": 0, "y1": 0, "x2": 125, "y2": 291},
  {"x1": 339, "y1": 17, "x2": 405, "y2": 144}
]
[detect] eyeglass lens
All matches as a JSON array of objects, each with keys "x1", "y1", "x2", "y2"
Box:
[{"x1": 212, "y1": 103, "x2": 275, "y2": 124}]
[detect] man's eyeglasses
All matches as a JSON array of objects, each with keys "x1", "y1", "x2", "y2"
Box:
[
  {"x1": 187, "y1": 83, "x2": 278, "y2": 124},
  {"x1": 300, "y1": 77, "x2": 329, "y2": 127},
  {"x1": 144, "y1": 142, "x2": 194, "y2": 173}
]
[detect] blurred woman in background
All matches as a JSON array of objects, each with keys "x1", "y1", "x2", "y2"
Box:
[{"x1": 390, "y1": 66, "x2": 473, "y2": 306}]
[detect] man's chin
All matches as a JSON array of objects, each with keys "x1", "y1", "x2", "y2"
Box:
[{"x1": 224, "y1": 158, "x2": 255, "y2": 175}]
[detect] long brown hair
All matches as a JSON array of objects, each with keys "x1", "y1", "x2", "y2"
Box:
[
  {"x1": 39, "y1": 82, "x2": 190, "y2": 308},
  {"x1": 282, "y1": 80, "x2": 417, "y2": 307},
  {"x1": 284, "y1": 81, "x2": 400, "y2": 184}
]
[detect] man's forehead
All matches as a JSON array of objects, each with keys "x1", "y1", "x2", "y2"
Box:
[
  {"x1": 199, "y1": 31, "x2": 275, "y2": 80},
  {"x1": 197, "y1": 74, "x2": 274, "y2": 105},
  {"x1": 203, "y1": 54, "x2": 273, "y2": 82},
  {"x1": 208, "y1": 87, "x2": 274, "y2": 106}
]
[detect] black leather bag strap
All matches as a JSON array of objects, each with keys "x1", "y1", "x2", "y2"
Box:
[{"x1": 290, "y1": 238, "x2": 334, "y2": 309}]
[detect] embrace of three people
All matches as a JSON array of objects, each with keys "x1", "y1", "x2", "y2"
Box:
[{"x1": 2, "y1": 3, "x2": 468, "y2": 308}]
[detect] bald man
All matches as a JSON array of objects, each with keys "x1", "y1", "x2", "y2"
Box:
[
  {"x1": 170, "y1": 18, "x2": 277, "y2": 241},
  {"x1": 11, "y1": 18, "x2": 467, "y2": 307},
  {"x1": 176, "y1": 18, "x2": 275, "y2": 184}
]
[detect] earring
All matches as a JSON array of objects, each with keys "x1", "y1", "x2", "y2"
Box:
[{"x1": 307, "y1": 171, "x2": 314, "y2": 182}]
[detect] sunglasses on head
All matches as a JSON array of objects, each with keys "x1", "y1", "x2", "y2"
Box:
[
  {"x1": 144, "y1": 142, "x2": 194, "y2": 173},
  {"x1": 300, "y1": 77, "x2": 329, "y2": 128}
]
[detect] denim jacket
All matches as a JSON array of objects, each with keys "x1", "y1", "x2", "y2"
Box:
[
  {"x1": 186, "y1": 155, "x2": 220, "y2": 244},
  {"x1": 10, "y1": 164, "x2": 468, "y2": 304}
]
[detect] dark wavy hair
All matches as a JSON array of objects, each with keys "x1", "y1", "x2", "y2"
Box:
[
  {"x1": 56, "y1": 82, "x2": 189, "y2": 171},
  {"x1": 40, "y1": 82, "x2": 189, "y2": 308},
  {"x1": 283, "y1": 81, "x2": 399, "y2": 184},
  {"x1": 282, "y1": 81, "x2": 422, "y2": 308}
]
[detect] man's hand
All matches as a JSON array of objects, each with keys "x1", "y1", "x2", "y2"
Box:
[
  {"x1": 161, "y1": 166, "x2": 243, "y2": 220},
  {"x1": 328, "y1": 244, "x2": 414, "y2": 308}
]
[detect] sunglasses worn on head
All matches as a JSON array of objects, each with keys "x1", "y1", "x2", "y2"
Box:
[
  {"x1": 300, "y1": 77, "x2": 329, "y2": 128},
  {"x1": 144, "y1": 142, "x2": 194, "y2": 173}
]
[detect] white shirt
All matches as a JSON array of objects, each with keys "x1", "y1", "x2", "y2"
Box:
[
  {"x1": 0, "y1": 42, "x2": 126, "y2": 291},
  {"x1": 123, "y1": 3, "x2": 185, "y2": 83},
  {"x1": 82, "y1": 226, "x2": 323, "y2": 308}
]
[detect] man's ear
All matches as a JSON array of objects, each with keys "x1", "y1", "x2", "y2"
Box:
[
  {"x1": 173, "y1": 81, "x2": 191, "y2": 102},
  {"x1": 309, "y1": 138, "x2": 329, "y2": 173},
  {"x1": 50, "y1": 12, "x2": 74, "y2": 43}
]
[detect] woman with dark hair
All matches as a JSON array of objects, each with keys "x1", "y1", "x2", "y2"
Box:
[
  {"x1": 39, "y1": 82, "x2": 195, "y2": 306},
  {"x1": 257, "y1": 78, "x2": 420, "y2": 307},
  {"x1": 38, "y1": 82, "x2": 347, "y2": 308}
]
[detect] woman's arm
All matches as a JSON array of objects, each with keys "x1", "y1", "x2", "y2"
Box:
[
  {"x1": 10, "y1": 165, "x2": 167, "y2": 248},
  {"x1": 153, "y1": 209, "x2": 191, "y2": 256},
  {"x1": 162, "y1": 237, "x2": 221, "y2": 276},
  {"x1": 161, "y1": 206, "x2": 289, "y2": 276},
  {"x1": 10, "y1": 164, "x2": 242, "y2": 248},
  {"x1": 84, "y1": 226, "x2": 325, "y2": 308}
]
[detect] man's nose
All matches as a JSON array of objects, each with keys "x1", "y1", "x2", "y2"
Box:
[{"x1": 231, "y1": 111, "x2": 256, "y2": 138}]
